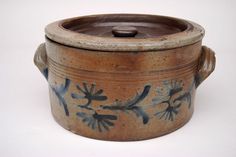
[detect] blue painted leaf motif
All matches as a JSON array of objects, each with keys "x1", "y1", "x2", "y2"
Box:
[
  {"x1": 101, "y1": 85, "x2": 151, "y2": 124},
  {"x1": 77, "y1": 112, "x2": 117, "y2": 132},
  {"x1": 152, "y1": 80, "x2": 192, "y2": 121},
  {"x1": 72, "y1": 83, "x2": 117, "y2": 132},
  {"x1": 51, "y1": 78, "x2": 71, "y2": 116},
  {"x1": 71, "y1": 83, "x2": 107, "y2": 110},
  {"x1": 43, "y1": 68, "x2": 48, "y2": 80}
]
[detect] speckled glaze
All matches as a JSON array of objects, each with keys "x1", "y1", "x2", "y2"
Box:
[{"x1": 34, "y1": 14, "x2": 216, "y2": 141}]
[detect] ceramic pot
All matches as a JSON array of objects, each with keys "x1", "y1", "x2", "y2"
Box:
[{"x1": 34, "y1": 14, "x2": 216, "y2": 141}]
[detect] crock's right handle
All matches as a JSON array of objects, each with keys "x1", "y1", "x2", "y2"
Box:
[
  {"x1": 34, "y1": 43, "x2": 48, "y2": 80},
  {"x1": 195, "y1": 46, "x2": 216, "y2": 88}
]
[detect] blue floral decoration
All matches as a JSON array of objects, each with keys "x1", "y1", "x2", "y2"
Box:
[
  {"x1": 51, "y1": 78, "x2": 71, "y2": 116},
  {"x1": 152, "y1": 80, "x2": 192, "y2": 121}
]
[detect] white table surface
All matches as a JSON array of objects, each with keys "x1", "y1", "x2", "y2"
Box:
[{"x1": 1, "y1": 0, "x2": 236, "y2": 156}]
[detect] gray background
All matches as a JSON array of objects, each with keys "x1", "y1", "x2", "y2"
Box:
[{"x1": 1, "y1": 0, "x2": 236, "y2": 156}]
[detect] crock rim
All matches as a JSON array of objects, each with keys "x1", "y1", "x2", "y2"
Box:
[{"x1": 45, "y1": 14, "x2": 205, "y2": 52}]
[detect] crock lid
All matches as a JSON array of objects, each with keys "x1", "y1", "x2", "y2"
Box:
[{"x1": 45, "y1": 14, "x2": 204, "y2": 52}]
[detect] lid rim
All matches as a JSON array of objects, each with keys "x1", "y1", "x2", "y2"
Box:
[{"x1": 45, "y1": 14, "x2": 205, "y2": 52}]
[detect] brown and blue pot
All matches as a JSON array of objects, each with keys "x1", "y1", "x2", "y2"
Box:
[{"x1": 34, "y1": 14, "x2": 216, "y2": 141}]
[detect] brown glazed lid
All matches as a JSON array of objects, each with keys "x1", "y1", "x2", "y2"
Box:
[{"x1": 45, "y1": 14, "x2": 205, "y2": 52}]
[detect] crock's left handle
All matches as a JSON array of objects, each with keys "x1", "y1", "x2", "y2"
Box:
[{"x1": 34, "y1": 43, "x2": 48, "y2": 80}]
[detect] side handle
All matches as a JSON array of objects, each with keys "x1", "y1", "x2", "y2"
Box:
[
  {"x1": 195, "y1": 46, "x2": 216, "y2": 87},
  {"x1": 34, "y1": 43, "x2": 48, "y2": 80}
]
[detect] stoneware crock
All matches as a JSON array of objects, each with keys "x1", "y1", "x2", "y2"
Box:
[{"x1": 34, "y1": 14, "x2": 216, "y2": 141}]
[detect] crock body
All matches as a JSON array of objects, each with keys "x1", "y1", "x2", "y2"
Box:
[{"x1": 44, "y1": 39, "x2": 202, "y2": 141}]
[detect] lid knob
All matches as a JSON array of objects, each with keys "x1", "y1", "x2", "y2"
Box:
[{"x1": 112, "y1": 26, "x2": 138, "y2": 37}]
